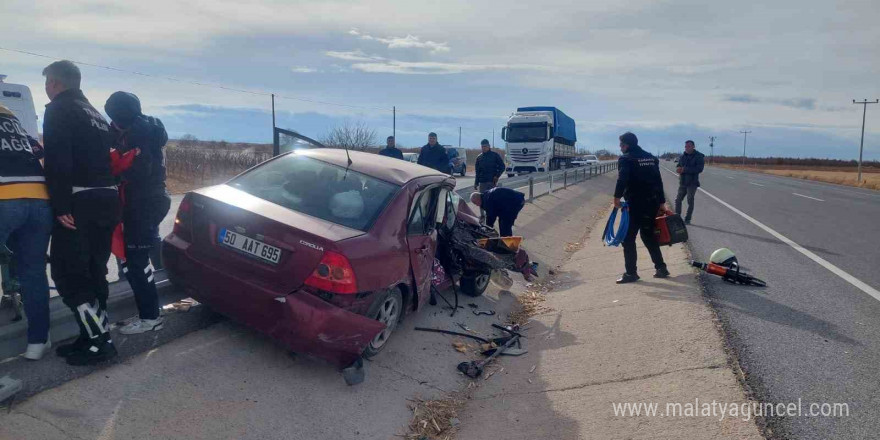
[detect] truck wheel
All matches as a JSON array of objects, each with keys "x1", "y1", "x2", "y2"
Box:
[
  {"x1": 460, "y1": 272, "x2": 490, "y2": 297},
  {"x1": 362, "y1": 288, "x2": 403, "y2": 359},
  {"x1": 460, "y1": 166, "x2": 466, "y2": 177}
]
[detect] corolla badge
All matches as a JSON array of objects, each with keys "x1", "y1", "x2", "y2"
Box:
[{"x1": 300, "y1": 240, "x2": 324, "y2": 252}]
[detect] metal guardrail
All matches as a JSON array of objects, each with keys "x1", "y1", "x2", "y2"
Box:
[{"x1": 455, "y1": 161, "x2": 619, "y2": 201}]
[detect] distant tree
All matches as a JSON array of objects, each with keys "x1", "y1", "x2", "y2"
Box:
[
  {"x1": 321, "y1": 121, "x2": 377, "y2": 151},
  {"x1": 178, "y1": 134, "x2": 199, "y2": 148},
  {"x1": 594, "y1": 149, "x2": 612, "y2": 157}
]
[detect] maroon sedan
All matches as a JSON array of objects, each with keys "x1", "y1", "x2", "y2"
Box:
[{"x1": 163, "y1": 149, "x2": 457, "y2": 369}]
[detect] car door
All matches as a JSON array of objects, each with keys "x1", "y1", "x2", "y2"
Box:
[{"x1": 406, "y1": 186, "x2": 441, "y2": 306}]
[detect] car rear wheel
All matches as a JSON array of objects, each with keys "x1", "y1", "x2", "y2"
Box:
[
  {"x1": 362, "y1": 288, "x2": 403, "y2": 359},
  {"x1": 460, "y1": 272, "x2": 490, "y2": 297},
  {"x1": 460, "y1": 166, "x2": 466, "y2": 177}
]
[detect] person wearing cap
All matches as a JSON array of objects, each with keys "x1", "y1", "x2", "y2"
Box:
[
  {"x1": 0, "y1": 103, "x2": 54, "y2": 360},
  {"x1": 104, "y1": 91, "x2": 171, "y2": 335},
  {"x1": 417, "y1": 132, "x2": 451, "y2": 174},
  {"x1": 378, "y1": 136, "x2": 403, "y2": 160},
  {"x1": 473, "y1": 139, "x2": 505, "y2": 192},
  {"x1": 613, "y1": 131, "x2": 671, "y2": 284}
]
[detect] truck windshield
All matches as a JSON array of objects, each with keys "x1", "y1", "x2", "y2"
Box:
[{"x1": 506, "y1": 122, "x2": 548, "y2": 143}]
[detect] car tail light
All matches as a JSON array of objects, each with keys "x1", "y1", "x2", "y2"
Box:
[
  {"x1": 305, "y1": 251, "x2": 357, "y2": 294},
  {"x1": 172, "y1": 194, "x2": 193, "y2": 240}
]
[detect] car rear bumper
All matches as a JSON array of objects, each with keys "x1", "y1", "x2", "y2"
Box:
[{"x1": 162, "y1": 234, "x2": 385, "y2": 368}]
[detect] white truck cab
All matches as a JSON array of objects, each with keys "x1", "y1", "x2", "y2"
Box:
[
  {"x1": 502, "y1": 106, "x2": 576, "y2": 176},
  {"x1": 0, "y1": 75, "x2": 40, "y2": 138}
]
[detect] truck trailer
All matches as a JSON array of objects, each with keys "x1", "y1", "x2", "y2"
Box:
[{"x1": 501, "y1": 106, "x2": 576, "y2": 176}]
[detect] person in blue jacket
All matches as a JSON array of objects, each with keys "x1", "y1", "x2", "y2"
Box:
[{"x1": 470, "y1": 187, "x2": 525, "y2": 237}]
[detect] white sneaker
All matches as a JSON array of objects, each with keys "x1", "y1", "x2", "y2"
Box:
[
  {"x1": 24, "y1": 339, "x2": 52, "y2": 361},
  {"x1": 119, "y1": 317, "x2": 165, "y2": 335}
]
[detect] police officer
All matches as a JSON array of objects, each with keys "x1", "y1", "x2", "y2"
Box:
[
  {"x1": 105, "y1": 91, "x2": 171, "y2": 335},
  {"x1": 613, "y1": 132, "x2": 671, "y2": 284},
  {"x1": 0, "y1": 104, "x2": 54, "y2": 360},
  {"x1": 378, "y1": 136, "x2": 404, "y2": 159},
  {"x1": 474, "y1": 139, "x2": 505, "y2": 192},
  {"x1": 42, "y1": 60, "x2": 121, "y2": 365},
  {"x1": 674, "y1": 140, "x2": 705, "y2": 224},
  {"x1": 470, "y1": 187, "x2": 525, "y2": 237}
]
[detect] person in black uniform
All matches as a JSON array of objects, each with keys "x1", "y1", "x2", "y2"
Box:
[
  {"x1": 105, "y1": 91, "x2": 171, "y2": 335},
  {"x1": 378, "y1": 136, "x2": 404, "y2": 160},
  {"x1": 417, "y1": 132, "x2": 451, "y2": 174},
  {"x1": 613, "y1": 132, "x2": 671, "y2": 284},
  {"x1": 470, "y1": 187, "x2": 525, "y2": 237},
  {"x1": 42, "y1": 60, "x2": 121, "y2": 365}
]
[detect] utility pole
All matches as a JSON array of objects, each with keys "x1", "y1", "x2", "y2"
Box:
[
  {"x1": 271, "y1": 93, "x2": 276, "y2": 133},
  {"x1": 492, "y1": 128, "x2": 495, "y2": 148},
  {"x1": 393, "y1": 106, "x2": 396, "y2": 142},
  {"x1": 853, "y1": 99, "x2": 878, "y2": 183},
  {"x1": 459, "y1": 126, "x2": 462, "y2": 146},
  {"x1": 709, "y1": 136, "x2": 716, "y2": 164},
  {"x1": 739, "y1": 130, "x2": 751, "y2": 168}
]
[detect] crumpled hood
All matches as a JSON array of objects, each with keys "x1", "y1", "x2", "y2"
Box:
[{"x1": 104, "y1": 91, "x2": 142, "y2": 128}]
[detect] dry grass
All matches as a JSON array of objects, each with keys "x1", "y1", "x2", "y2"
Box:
[
  {"x1": 507, "y1": 280, "x2": 554, "y2": 326},
  {"x1": 714, "y1": 164, "x2": 880, "y2": 190},
  {"x1": 405, "y1": 394, "x2": 468, "y2": 440}
]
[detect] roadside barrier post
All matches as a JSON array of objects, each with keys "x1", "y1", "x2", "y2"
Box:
[
  {"x1": 528, "y1": 177, "x2": 534, "y2": 201},
  {"x1": 549, "y1": 173, "x2": 554, "y2": 194},
  {"x1": 564, "y1": 170, "x2": 568, "y2": 188}
]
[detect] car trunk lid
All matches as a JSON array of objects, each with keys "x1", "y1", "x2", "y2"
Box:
[{"x1": 186, "y1": 185, "x2": 364, "y2": 295}]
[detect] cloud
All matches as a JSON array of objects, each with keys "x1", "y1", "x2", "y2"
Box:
[
  {"x1": 291, "y1": 66, "x2": 318, "y2": 73},
  {"x1": 723, "y1": 94, "x2": 817, "y2": 110},
  {"x1": 325, "y1": 50, "x2": 550, "y2": 75},
  {"x1": 349, "y1": 28, "x2": 450, "y2": 53}
]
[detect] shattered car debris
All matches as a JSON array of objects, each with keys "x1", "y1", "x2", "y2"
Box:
[{"x1": 163, "y1": 148, "x2": 536, "y2": 378}]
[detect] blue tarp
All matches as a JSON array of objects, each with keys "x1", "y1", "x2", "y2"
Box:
[{"x1": 516, "y1": 106, "x2": 577, "y2": 144}]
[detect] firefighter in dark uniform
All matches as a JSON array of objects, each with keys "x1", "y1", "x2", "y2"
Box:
[
  {"x1": 613, "y1": 132, "x2": 671, "y2": 284},
  {"x1": 42, "y1": 60, "x2": 121, "y2": 365},
  {"x1": 105, "y1": 91, "x2": 171, "y2": 335}
]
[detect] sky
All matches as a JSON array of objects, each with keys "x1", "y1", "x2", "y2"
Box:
[{"x1": 2, "y1": 0, "x2": 879, "y2": 159}]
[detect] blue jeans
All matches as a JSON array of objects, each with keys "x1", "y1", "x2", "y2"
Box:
[{"x1": 0, "y1": 199, "x2": 53, "y2": 343}]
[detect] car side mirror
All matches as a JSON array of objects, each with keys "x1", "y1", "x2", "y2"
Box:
[{"x1": 501, "y1": 127, "x2": 507, "y2": 141}]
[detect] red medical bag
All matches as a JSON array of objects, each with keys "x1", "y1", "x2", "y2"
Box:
[{"x1": 655, "y1": 214, "x2": 689, "y2": 246}]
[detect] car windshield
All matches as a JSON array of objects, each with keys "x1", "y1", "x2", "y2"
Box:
[
  {"x1": 230, "y1": 153, "x2": 400, "y2": 231},
  {"x1": 506, "y1": 123, "x2": 548, "y2": 143}
]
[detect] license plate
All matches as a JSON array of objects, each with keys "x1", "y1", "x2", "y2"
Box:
[{"x1": 218, "y1": 229, "x2": 282, "y2": 264}]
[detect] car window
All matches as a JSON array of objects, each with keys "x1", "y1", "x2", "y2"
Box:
[
  {"x1": 408, "y1": 187, "x2": 439, "y2": 236},
  {"x1": 230, "y1": 153, "x2": 400, "y2": 231}
]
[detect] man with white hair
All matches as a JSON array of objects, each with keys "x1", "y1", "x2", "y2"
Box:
[{"x1": 470, "y1": 187, "x2": 525, "y2": 237}]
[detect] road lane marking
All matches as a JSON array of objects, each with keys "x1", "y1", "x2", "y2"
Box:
[
  {"x1": 661, "y1": 166, "x2": 880, "y2": 302},
  {"x1": 749, "y1": 182, "x2": 765, "y2": 187},
  {"x1": 727, "y1": 176, "x2": 734, "y2": 179},
  {"x1": 793, "y1": 193, "x2": 825, "y2": 202}
]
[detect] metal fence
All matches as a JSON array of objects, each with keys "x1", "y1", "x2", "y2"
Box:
[{"x1": 455, "y1": 161, "x2": 619, "y2": 200}]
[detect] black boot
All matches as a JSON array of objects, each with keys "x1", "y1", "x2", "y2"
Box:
[
  {"x1": 654, "y1": 267, "x2": 670, "y2": 278},
  {"x1": 616, "y1": 273, "x2": 640, "y2": 284},
  {"x1": 57, "y1": 306, "x2": 90, "y2": 357},
  {"x1": 66, "y1": 333, "x2": 117, "y2": 366}
]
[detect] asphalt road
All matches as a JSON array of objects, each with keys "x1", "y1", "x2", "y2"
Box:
[{"x1": 659, "y1": 162, "x2": 880, "y2": 439}]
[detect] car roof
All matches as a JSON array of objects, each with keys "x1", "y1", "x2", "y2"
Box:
[{"x1": 288, "y1": 148, "x2": 445, "y2": 185}]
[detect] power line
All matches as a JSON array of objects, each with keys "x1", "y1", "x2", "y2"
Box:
[{"x1": 0, "y1": 46, "x2": 388, "y2": 111}]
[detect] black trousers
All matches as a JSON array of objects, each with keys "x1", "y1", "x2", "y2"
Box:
[
  {"x1": 122, "y1": 195, "x2": 170, "y2": 320},
  {"x1": 50, "y1": 190, "x2": 120, "y2": 310},
  {"x1": 488, "y1": 200, "x2": 525, "y2": 237},
  {"x1": 622, "y1": 202, "x2": 667, "y2": 275},
  {"x1": 675, "y1": 184, "x2": 697, "y2": 221}
]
